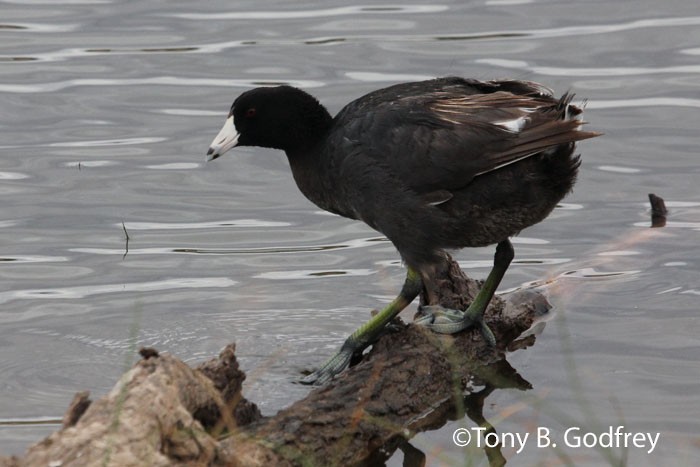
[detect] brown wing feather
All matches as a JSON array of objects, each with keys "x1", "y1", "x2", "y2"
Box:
[{"x1": 429, "y1": 92, "x2": 600, "y2": 176}]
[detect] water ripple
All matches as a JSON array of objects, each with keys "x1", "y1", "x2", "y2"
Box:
[
  {"x1": 556, "y1": 203, "x2": 584, "y2": 210},
  {"x1": 531, "y1": 16, "x2": 700, "y2": 38},
  {"x1": 119, "y1": 219, "x2": 292, "y2": 230},
  {"x1": 6, "y1": 15, "x2": 699, "y2": 67},
  {"x1": 172, "y1": 5, "x2": 448, "y2": 20},
  {"x1": 0, "y1": 277, "x2": 236, "y2": 306},
  {"x1": 50, "y1": 137, "x2": 165, "y2": 148},
  {"x1": 71, "y1": 236, "x2": 387, "y2": 256},
  {"x1": 597, "y1": 165, "x2": 643, "y2": 174},
  {"x1": 0, "y1": 22, "x2": 77, "y2": 33},
  {"x1": 0, "y1": 77, "x2": 325, "y2": 94},
  {"x1": 157, "y1": 109, "x2": 222, "y2": 117},
  {"x1": 144, "y1": 162, "x2": 200, "y2": 170},
  {"x1": 632, "y1": 221, "x2": 700, "y2": 229},
  {"x1": 346, "y1": 71, "x2": 435, "y2": 82},
  {"x1": 559, "y1": 268, "x2": 641, "y2": 279},
  {"x1": 0, "y1": 255, "x2": 68, "y2": 264},
  {"x1": 511, "y1": 237, "x2": 550, "y2": 245},
  {"x1": 0, "y1": 171, "x2": 30, "y2": 180},
  {"x1": 481, "y1": 15, "x2": 700, "y2": 41},
  {"x1": 460, "y1": 258, "x2": 571, "y2": 269},
  {"x1": 588, "y1": 97, "x2": 700, "y2": 110},
  {"x1": 255, "y1": 269, "x2": 375, "y2": 280},
  {"x1": 0, "y1": 46, "x2": 201, "y2": 63},
  {"x1": 486, "y1": 0, "x2": 533, "y2": 4},
  {"x1": 184, "y1": 14, "x2": 700, "y2": 53},
  {"x1": 64, "y1": 160, "x2": 119, "y2": 168},
  {"x1": 374, "y1": 257, "x2": 571, "y2": 270},
  {"x1": 597, "y1": 250, "x2": 642, "y2": 257},
  {"x1": 476, "y1": 58, "x2": 700, "y2": 77},
  {"x1": 663, "y1": 201, "x2": 700, "y2": 208}
]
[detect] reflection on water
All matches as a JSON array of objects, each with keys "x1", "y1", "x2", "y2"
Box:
[{"x1": 1, "y1": 0, "x2": 699, "y2": 463}]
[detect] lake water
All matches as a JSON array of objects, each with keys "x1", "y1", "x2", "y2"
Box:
[{"x1": 1, "y1": 0, "x2": 699, "y2": 465}]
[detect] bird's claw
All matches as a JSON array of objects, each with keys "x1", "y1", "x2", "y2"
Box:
[
  {"x1": 414, "y1": 305, "x2": 464, "y2": 328},
  {"x1": 415, "y1": 305, "x2": 496, "y2": 346},
  {"x1": 300, "y1": 340, "x2": 358, "y2": 385}
]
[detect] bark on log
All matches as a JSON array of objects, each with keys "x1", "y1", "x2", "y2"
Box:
[{"x1": 1, "y1": 253, "x2": 549, "y2": 467}]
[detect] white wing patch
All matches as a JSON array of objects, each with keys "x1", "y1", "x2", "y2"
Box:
[{"x1": 494, "y1": 115, "x2": 527, "y2": 133}]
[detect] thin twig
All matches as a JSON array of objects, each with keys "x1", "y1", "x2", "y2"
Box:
[{"x1": 122, "y1": 221, "x2": 130, "y2": 259}]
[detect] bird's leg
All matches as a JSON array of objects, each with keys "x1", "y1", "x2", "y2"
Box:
[
  {"x1": 415, "y1": 239, "x2": 514, "y2": 345},
  {"x1": 300, "y1": 267, "x2": 423, "y2": 385}
]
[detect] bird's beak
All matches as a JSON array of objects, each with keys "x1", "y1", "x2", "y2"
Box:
[{"x1": 206, "y1": 116, "x2": 239, "y2": 161}]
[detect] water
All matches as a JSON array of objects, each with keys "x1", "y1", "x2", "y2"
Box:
[{"x1": 1, "y1": 0, "x2": 699, "y2": 465}]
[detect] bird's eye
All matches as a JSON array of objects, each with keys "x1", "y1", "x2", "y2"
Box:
[{"x1": 245, "y1": 108, "x2": 257, "y2": 118}]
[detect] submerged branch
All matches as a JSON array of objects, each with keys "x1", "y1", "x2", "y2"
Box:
[{"x1": 648, "y1": 193, "x2": 667, "y2": 228}]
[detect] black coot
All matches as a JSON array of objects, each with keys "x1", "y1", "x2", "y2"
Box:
[{"x1": 207, "y1": 77, "x2": 599, "y2": 384}]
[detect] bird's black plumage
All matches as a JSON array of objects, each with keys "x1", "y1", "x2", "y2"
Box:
[{"x1": 207, "y1": 77, "x2": 599, "y2": 383}]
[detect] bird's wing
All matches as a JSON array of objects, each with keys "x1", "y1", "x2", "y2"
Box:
[{"x1": 331, "y1": 89, "x2": 597, "y2": 195}]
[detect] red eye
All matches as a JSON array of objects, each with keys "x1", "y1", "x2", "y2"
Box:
[{"x1": 245, "y1": 108, "x2": 256, "y2": 118}]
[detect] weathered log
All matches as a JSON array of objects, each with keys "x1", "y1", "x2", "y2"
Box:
[{"x1": 1, "y1": 253, "x2": 547, "y2": 467}]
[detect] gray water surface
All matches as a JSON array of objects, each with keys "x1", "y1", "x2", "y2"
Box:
[{"x1": 1, "y1": 1, "x2": 699, "y2": 465}]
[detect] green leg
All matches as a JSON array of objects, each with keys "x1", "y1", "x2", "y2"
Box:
[
  {"x1": 300, "y1": 268, "x2": 423, "y2": 385},
  {"x1": 414, "y1": 240, "x2": 514, "y2": 345}
]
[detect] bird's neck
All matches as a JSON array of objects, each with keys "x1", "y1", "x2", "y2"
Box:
[
  {"x1": 284, "y1": 106, "x2": 333, "y2": 154},
  {"x1": 283, "y1": 108, "x2": 333, "y2": 193},
  {"x1": 283, "y1": 106, "x2": 345, "y2": 215},
  {"x1": 286, "y1": 144, "x2": 325, "y2": 201},
  {"x1": 286, "y1": 141, "x2": 350, "y2": 217}
]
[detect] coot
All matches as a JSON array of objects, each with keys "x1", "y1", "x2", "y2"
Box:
[{"x1": 207, "y1": 77, "x2": 599, "y2": 384}]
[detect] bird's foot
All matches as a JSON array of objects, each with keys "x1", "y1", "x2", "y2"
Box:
[
  {"x1": 415, "y1": 304, "x2": 496, "y2": 346},
  {"x1": 299, "y1": 317, "x2": 404, "y2": 385},
  {"x1": 300, "y1": 338, "x2": 361, "y2": 385},
  {"x1": 301, "y1": 269, "x2": 422, "y2": 385}
]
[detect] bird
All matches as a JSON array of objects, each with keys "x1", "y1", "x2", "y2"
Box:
[{"x1": 206, "y1": 77, "x2": 599, "y2": 384}]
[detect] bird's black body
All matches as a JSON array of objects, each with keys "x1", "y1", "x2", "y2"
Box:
[
  {"x1": 208, "y1": 77, "x2": 599, "y2": 383},
  {"x1": 224, "y1": 77, "x2": 589, "y2": 271}
]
